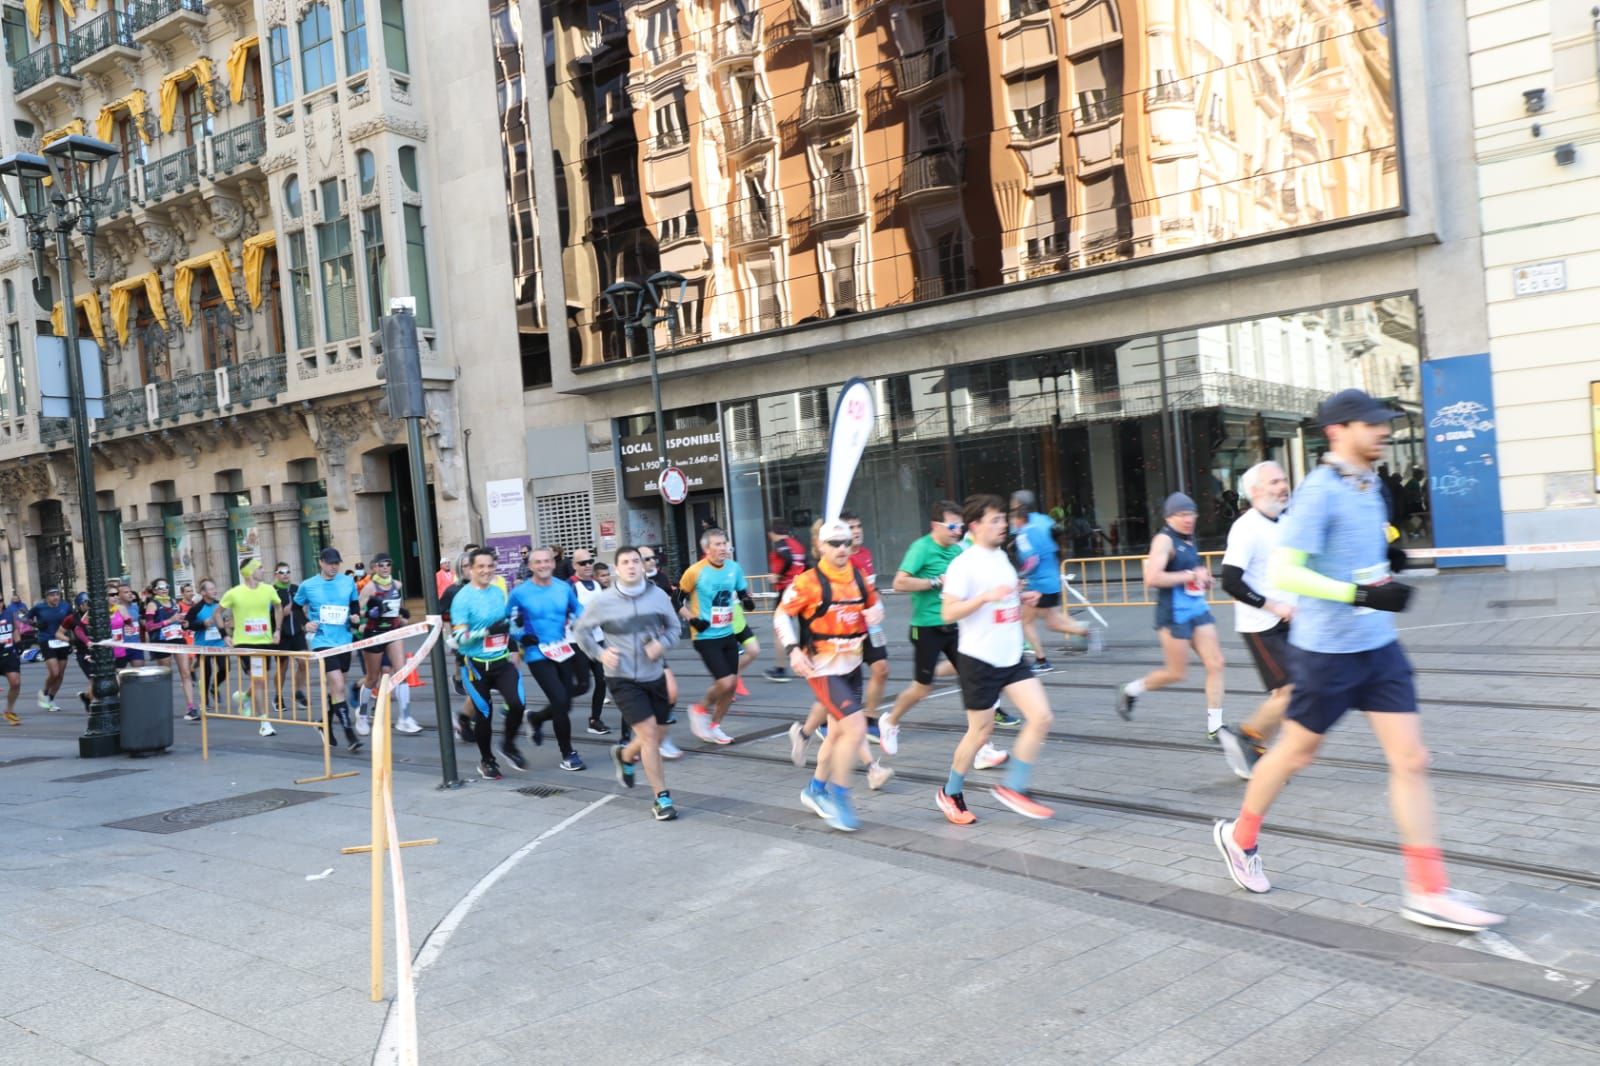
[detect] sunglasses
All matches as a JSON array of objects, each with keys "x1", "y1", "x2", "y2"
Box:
[
  {"x1": 941, "y1": 522, "x2": 964, "y2": 532},
  {"x1": 823, "y1": 539, "x2": 851, "y2": 549},
  {"x1": 574, "y1": 559, "x2": 594, "y2": 566}
]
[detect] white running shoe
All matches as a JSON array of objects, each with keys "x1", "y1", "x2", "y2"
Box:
[
  {"x1": 974, "y1": 742, "x2": 1009, "y2": 770},
  {"x1": 1400, "y1": 888, "x2": 1505, "y2": 932},
  {"x1": 878, "y1": 717, "x2": 900, "y2": 756},
  {"x1": 867, "y1": 761, "x2": 894, "y2": 791},
  {"x1": 688, "y1": 706, "x2": 715, "y2": 743},
  {"x1": 258, "y1": 720, "x2": 277, "y2": 737},
  {"x1": 1213, "y1": 819, "x2": 1270, "y2": 894},
  {"x1": 36, "y1": 690, "x2": 49, "y2": 711},
  {"x1": 710, "y1": 724, "x2": 734, "y2": 745},
  {"x1": 658, "y1": 737, "x2": 683, "y2": 760},
  {"x1": 354, "y1": 711, "x2": 371, "y2": 736},
  {"x1": 787, "y1": 722, "x2": 812, "y2": 766},
  {"x1": 394, "y1": 715, "x2": 423, "y2": 735}
]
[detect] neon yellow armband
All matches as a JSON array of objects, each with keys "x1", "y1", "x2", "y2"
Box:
[{"x1": 1269, "y1": 548, "x2": 1356, "y2": 604}]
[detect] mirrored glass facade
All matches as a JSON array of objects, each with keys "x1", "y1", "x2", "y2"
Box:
[{"x1": 539, "y1": 0, "x2": 1399, "y2": 368}]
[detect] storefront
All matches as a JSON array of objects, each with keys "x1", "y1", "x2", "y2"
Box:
[{"x1": 616, "y1": 405, "x2": 730, "y2": 572}]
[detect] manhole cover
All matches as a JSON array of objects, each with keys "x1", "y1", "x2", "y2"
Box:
[
  {"x1": 1486, "y1": 599, "x2": 1557, "y2": 608},
  {"x1": 514, "y1": 785, "x2": 569, "y2": 798},
  {"x1": 53, "y1": 768, "x2": 150, "y2": 783},
  {"x1": 0, "y1": 756, "x2": 59, "y2": 769},
  {"x1": 105, "y1": 788, "x2": 334, "y2": 834}
]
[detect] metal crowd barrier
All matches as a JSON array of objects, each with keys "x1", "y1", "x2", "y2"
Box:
[{"x1": 1060, "y1": 551, "x2": 1231, "y2": 608}]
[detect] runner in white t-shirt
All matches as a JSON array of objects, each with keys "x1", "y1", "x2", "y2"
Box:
[
  {"x1": 1216, "y1": 461, "x2": 1297, "y2": 779},
  {"x1": 935, "y1": 494, "x2": 1058, "y2": 825}
]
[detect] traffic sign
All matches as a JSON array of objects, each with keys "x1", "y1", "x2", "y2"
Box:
[{"x1": 659, "y1": 466, "x2": 689, "y2": 505}]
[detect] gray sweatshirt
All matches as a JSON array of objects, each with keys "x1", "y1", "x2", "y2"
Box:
[{"x1": 572, "y1": 579, "x2": 679, "y2": 683}]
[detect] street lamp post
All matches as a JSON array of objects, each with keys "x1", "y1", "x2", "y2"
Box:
[
  {"x1": 603, "y1": 270, "x2": 687, "y2": 568},
  {"x1": 0, "y1": 135, "x2": 124, "y2": 758}
]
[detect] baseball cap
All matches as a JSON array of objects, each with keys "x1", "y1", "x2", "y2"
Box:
[
  {"x1": 1317, "y1": 388, "x2": 1401, "y2": 427},
  {"x1": 1010, "y1": 490, "x2": 1036, "y2": 512},
  {"x1": 818, "y1": 519, "x2": 852, "y2": 544},
  {"x1": 319, "y1": 547, "x2": 342, "y2": 564},
  {"x1": 1163, "y1": 492, "x2": 1197, "y2": 517},
  {"x1": 371, "y1": 552, "x2": 392, "y2": 565}
]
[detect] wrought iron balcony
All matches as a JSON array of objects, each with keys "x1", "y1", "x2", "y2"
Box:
[
  {"x1": 1022, "y1": 230, "x2": 1070, "y2": 264},
  {"x1": 168, "y1": 370, "x2": 218, "y2": 417},
  {"x1": 729, "y1": 204, "x2": 776, "y2": 246},
  {"x1": 95, "y1": 386, "x2": 149, "y2": 435},
  {"x1": 13, "y1": 44, "x2": 76, "y2": 94},
  {"x1": 68, "y1": 11, "x2": 139, "y2": 67},
  {"x1": 143, "y1": 146, "x2": 199, "y2": 202},
  {"x1": 894, "y1": 41, "x2": 951, "y2": 95},
  {"x1": 901, "y1": 150, "x2": 962, "y2": 198},
  {"x1": 724, "y1": 105, "x2": 773, "y2": 153},
  {"x1": 129, "y1": 0, "x2": 206, "y2": 35},
  {"x1": 800, "y1": 78, "x2": 858, "y2": 127},
  {"x1": 1014, "y1": 107, "x2": 1060, "y2": 140},
  {"x1": 212, "y1": 117, "x2": 266, "y2": 174},
  {"x1": 39, "y1": 416, "x2": 72, "y2": 445},
  {"x1": 913, "y1": 271, "x2": 975, "y2": 302},
  {"x1": 714, "y1": 18, "x2": 759, "y2": 63},
  {"x1": 814, "y1": 182, "x2": 863, "y2": 225},
  {"x1": 1145, "y1": 79, "x2": 1195, "y2": 107},
  {"x1": 1076, "y1": 95, "x2": 1124, "y2": 127},
  {"x1": 93, "y1": 175, "x2": 135, "y2": 220},
  {"x1": 225, "y1": 353, "x2": 287, "y2": 407}
]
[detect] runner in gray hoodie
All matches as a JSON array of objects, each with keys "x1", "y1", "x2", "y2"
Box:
[{"x1": 574, "y1": 545, "x2": 682, "y2": 820}]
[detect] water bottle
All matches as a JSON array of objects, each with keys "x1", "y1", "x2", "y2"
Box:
[
  {"x1": 1087, "y1": 628, "x2": 1104, "y2": 654},
  {"x1": 868, "y1": 624, "x2": 885, "y2": 648}
]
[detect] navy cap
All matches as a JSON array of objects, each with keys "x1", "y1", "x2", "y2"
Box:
[
  {"x1": 1317, "y1": 388, "x2": 1401, "y2": 427},
  {"x1": 319, "y1": 547, "x2": 342, "y2": 564},
  {"x1": 1163, "y1": 492, "x2": 1197, "y2": 517}
]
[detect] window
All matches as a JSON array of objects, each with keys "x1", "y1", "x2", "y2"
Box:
[
  {"x1": 403, "y1": 204, "x2": 432, "y2": 328},
  {"x1": 3, "y1": 280, "x2": 12, "y2": 315},
  {"x1": 0, "y1": 327, "x2": 11, "y2": 417},
  {"x1": 261, "y1": 250, "x2": 287, "y2": 356},
  {"x1": 287, "y1": 230, "x2": 315, "y2": 348},
  {"x1": 118, "y1": 115, "x2": 146, "y2": 170},
  {"x1": 8, "y1": 322, "x2": 25, "y2": 415},
  {"x1": 356, "y1": 148, "x2": 376, "y2": 194},
  {"x1": 317, "y1": 179, "x2": 359, "y2": 342},
  {"x1": 283, "y1": 174, "x2": 302, "y2": 217},
  {"x1": 642, "y1": 4, "x2": 676, "y2": 64},
  {"x1": 342, "y1": 0, "x2": 368, "y2": 75},
  {"x1": 361, "y1": 207, "x2": 386, "y2": 331},
  {"x1": 269, "y1": 25, "x2": 295, "y2": 105},
  {"x1": 182, "y1": 84, "x2": 214, "y2": 145},
  {"x1": 650, "y1": 91, "x2": 688, "y2": 150},
  {"x1": 398, "y1": 146, "x2": 418, "y2": 191},
  {"x1": 197, "y1": 271, "x2": 235, "y2": 370},
  {"x1": 299, "y1": 3, "x2": 337, "y2": 94},
  {"x1": 381, "y1": 0, "x2": 408, "y2": 73},
  {"x1": 2, "y1": 5, "x2": 27, "y2": 65}
]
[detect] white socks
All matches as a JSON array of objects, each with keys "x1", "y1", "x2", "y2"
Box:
[
  {"x1": 1125, "y1": 680, "x2": 1146, "y2": 697},
  {"x1": 1207, "y1": 708, "x2": 1224, "y2": 734}
]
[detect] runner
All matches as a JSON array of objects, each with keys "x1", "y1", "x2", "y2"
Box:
[
  {"x1": 506, "y1": 547, "x2": 587, "y2": 772},
  {"x1": 935, "y1": 494, "x2": 1057, "y2": 825},
  {"x1": 27, "y1": 587, "x2": 72, "y2": 713},
  {"x1": 271, "y1": 563, "x2": 311, "y2": 715},
  {"x1": 1114, "y1": 492, "x2": 1227, "y2": 739},
  {"x1": 141, "y1": 579, "x2": 198, "y2": 715},
  {"x1": 575, "y1": 545, "x2": 681, "y2": 821},
  {"x1": 567, "y1": 550, "x2": 610, "y2": 736},
  {"x1": 1216, "y1": 461, "x2": 1296, "y2": 779},
  {"x1": 219, "y1": 559, "x2": 281, "y2": 736},
  {"x1": 448, "y1": 546, "x2": 523, "y2": 780},
  {"x1": 763, "y1": 520, "x2": 806, "y2": 682},
  {"x1": 729, "y1": 600, "x2": 760, "y2": 699},
  {"x1": 0, "y1": 594, "x2": 26, "y2": 725},
  {"x1": 438, "y1": 551, "x2": 476, "y2": 741},
  {"x1": 1211, "y1": 388, "x2": 1503, "y2": 931},
  {"x1": 842, "y1": 512, "x2": 889, "y2": 739},
  {"x1": 1009, "y1": 491, "x2": 1089, "y2": 674},
  {"x1": 356, "y1": 553, "x2": 421, "y2": 735},
  {"x1": 184, "y1": 579, "x2": 229, "y2": 716},
  {"x1": 639, "y1": 546, "x2": 684, "y2": 760},
  {"x1": 775, "y1": 519, "x2": 881, "y2": 832},
  {"x1": 293, "y1": 548, "x2": 363, "y2": 752},
  {"x1": 680, "y1": 528, "x2": 754, "y2": 744}
]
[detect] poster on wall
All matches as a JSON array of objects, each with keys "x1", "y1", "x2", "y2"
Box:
[
  {"x1": 626, "y1": 508, "x2": 663, "y2": 551},
  {"x1": 229, "y1": 506, "x2": 260, "y2": 574},
  {"x1": 164, "y1": 515, "x2": 192, "y2": 585},
  {"x1": 485, "y1": 535, "x2": 530, "y2": 586},
  {"x1": 485, "y1": 479, "x2": 527, "y2": 535},
  {"x1": 1421, "y1": 353, "x2": 1505, "y2": 568}
]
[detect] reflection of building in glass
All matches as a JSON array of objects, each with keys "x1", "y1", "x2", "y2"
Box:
[{"x1": 490, "y1": 0, "x2": 551, "y2": 386}]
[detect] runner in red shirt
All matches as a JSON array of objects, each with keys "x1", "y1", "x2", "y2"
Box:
[{"x1": 764, "y1": 520, "x2": 807, "y2": 682}]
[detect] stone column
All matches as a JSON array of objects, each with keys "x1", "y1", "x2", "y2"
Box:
[
  {"x1": 122, "y1": 518, "x2": 165, "y2": 586},
  {"x1": 249, "y1": 504, "x2": 279, "y2": 571},
  {"x1": 140, "y1": 524, "x2": 170, "y2": 583},
  {"x1": 122, "y1": 529, "x2": 146, "y2": 589},
  {"x1": 199, "y1": 510, "x2": 232, "y2": 585},
  {"x1": 182, "y1": 513, "x2": 209, "y2": 583},
  {"x1": 266, "y1": 501, "x2": 304, "y2": 578}
]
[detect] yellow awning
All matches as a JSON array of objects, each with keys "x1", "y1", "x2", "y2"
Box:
[
  {"x1": 158, "y1": 58, "x2": 219, "y2": 134},
  {"x1": 242, "y1": 231, "x2": 276, "y2": 308},
  {"x1": 52, "y1": 294, "x2": 106, "y2": 346},
  {"x1": 226, "y1": 36, "x2": 260, "y2": 104},
  {"x1": 174, "y1": 250, "x2": 237, "y2": 326},
  {"x1": 24, "y1": 0, "x2": 75, "y2": 35},
  {"x1": 109, "y1": 273, "x2": 167, "y2": 345},
  {"x1": 42, "y1": 119, "x2": 85, "y2": 146},
  {"x1": 96, "y1": 90, "x2": 152, "y2": 145}
]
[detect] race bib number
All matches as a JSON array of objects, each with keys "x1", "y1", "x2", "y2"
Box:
[
  {"x1": 318, "y1": 604, "x2": 349, "y2": 627},
  {"x1": 482, "y1": 632, "x2": 509, "y2": 654},
  {"x1": 204, "y1": 626, "x2": 221, "y2": 642},
  {"x1": 993, "y1": 604, "x2": 1021, "y2": 625},
  {"x1": 243, "y1": 618, "x2": 270, "y2": 638},
  {"x1": 250, "y1": 656, "x2": 267, "y2": 679},
  {"x1": 48, "y1": 639, "x2": 69, "y2": 649},
  {"x1": 1184, "y1": 577, "x2": 1205, "y2": 595},
  {"x1": 1351, "y1": 563, "x2": 1391, "y2": 616},
  {"x1": 381, "y1": 598, "x2": 401, "y2": 618},
  {"x1": 0, "y1": 624, "x2": 12, "y2": 646},
  {"x1": 538, "y1": 640, "x2": 574, "y2": 662},
  {"x1": 160, "y1": 623, "x2": 183, "y2": 641},
  {"x1": 709, "y1": 606, "x2": 733, "y2": 628}
]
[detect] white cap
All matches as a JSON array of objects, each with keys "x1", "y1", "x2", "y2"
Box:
[{"x1": 818, "y1": 519, "x2": 852, "y2": 544}]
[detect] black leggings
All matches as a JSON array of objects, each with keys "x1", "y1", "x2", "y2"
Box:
[
  {"x1": 525, "y1": 657, "x2": 576, "y2": 757},
  {"x1": 462, "y1": 656, "x2": 523, "y2": 762},
  {"x1": 570, "y1": 649, "x2": 608, "y2": 723},
  {"x1": 201, "y1": 656, "x2": 229, "y2": 706}
]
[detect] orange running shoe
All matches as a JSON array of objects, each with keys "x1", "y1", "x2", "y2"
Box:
[
  {"x1": 936, "y1": 788, "x2": 977, "y2": 826},
  {"x1": 992, "y1": 786, "x2": 1054, "y2": 820},
  {"x1": 735, "y1": 677, "x2": 750, "y2": 698}
]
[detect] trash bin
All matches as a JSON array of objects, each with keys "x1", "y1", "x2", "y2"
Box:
[{"x1": 119, "y1": 664, "x2": 174, "y2": 755}]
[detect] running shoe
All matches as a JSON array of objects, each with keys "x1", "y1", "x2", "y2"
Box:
[
  {"x1": 451, "y1": 676, "x2": 465, "y2": 696},
  {"x1": 993, "y1": 709, "x2": 1022, "y2": 728},
  {"x1": 184, "y1": 708, "x2": 201, "y2": 723},
  {"x1": 800, "y1": 783, "x2": 827, "y2": 818},
  {"x1": 665, "y1": 712, "x2": 678, "y2": 724},
  {"x1": 1212, "y1": 819, "x2": 1270, "y2": 893},
  {"x1": 478, "y1": 759, "x2": 503, "y2": 782},
  {"x1": 1115, "y1": 687, "x2": 1137, "y2": 720},
  {"x1": 559, "y1": 752, "x2": 586, "y2": 772},
  {"x1": 1030, "y1": 659, "x2": 1053, "y2": 675},
  {"x1": 653, "y1": 795, "x2": 678, "y2": 821},
  {"x1": 936, "y1": 789, "x2": 977, "y2": 826},
  {"x1": 456, "y1": 714, "x2": 475, "y2": 742},
  {"x1": 611, "y1": 744, "x2": 635, "y2": 788},
  {"x1": 764, "y1": 667, "x2": 792, "y2": 683},
  {"x1": 258, "y1": 720, "x2": 276, "y2": 737},
  {"x1": 1400, "y1": 888, "x2": 1505, "y2": 933},
  {"x1": 395, "y1": 715, "x2": 423, "y2": 735},
  {"x1": 688, "y1": 704, "x2": 715, "y2": 743},
  {"x1": 865, "y1": 720, "x2": 881, "y2": 744},
  {"x1": 974, "y1": 743, "x2": 1009, "y2": 770},
  {"x1": 3, "y1": 710, "x2": 19, "y2": 726},
  {"x1": 587, "y1": 718, "x2": 611, "y2": 736},
  {"x1": 35, "y1": 691, "x2": 49, "y2": 711},
  {"x1": 735, "y1": 677, "x2": 750, "y2": 697},
  {"x1": 659, "y1": 737, "x2": 683, "y2": 760},
  {"x1": 878, "y1": 717, "x2": 900, "y2": 756},
  {"x1": 818, "y1": 789, "x2": 859, "y2": 832},
  {"x1": 530, "y1": 721, "x2": 545, "y2": 747},
  {"x1": 710, "y1": 724, "x2": 734, "y2": 745},
  {"x1": 787, "y1": 721, "x2": 812, "y2": 767},
  {"x1": 354, "y1": 711, "x2": 371, "y2": 736},
  {"x1": 1216, "y1": 725, "x2": 1261, "y2": 781},
  {"x1": 500, "y1": 744, "x2": 528, "y2": 772},
  {"x1": 993, "y1": 786, "x2": 1054, "y2": 820},
  {"x1": 867, "y1": 761, "x2": 894, "y2": 791}
]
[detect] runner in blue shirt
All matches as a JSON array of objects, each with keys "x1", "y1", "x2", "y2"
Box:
[
  {"x1": 28, "y1": 588, "x2": 74, "y2": 713},
  {"x1": 451, "y1": 546, "x2": 533, "y2": 781},
  {"x1": 1009, "y1": 491, "x2": 1089, "y2": 676},
  {"x1": 294, "y1": 547, "x2": 363, "y2": 752},
  {"x1": 507, "y1": 547, "x2": 586, "y2": 771},
  {"x1": 0, "y1": 597, "x2": 27, "y2": 724}
]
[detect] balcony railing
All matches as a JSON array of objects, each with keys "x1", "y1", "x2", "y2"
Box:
[
  {"x1": 143, "y1": 145, "x2": 199, "y2": 202},
  {"x1": 913, "y1": 271, "x2": 974, "y2": 302},
  {"x1": 724, "y1": 105, "x2": 772, "y2": 151},
  {"x1": 715, "y1": 18, "x2": 759, "y2": 62},
  {"x1": 93, "y1": 175, "x2": 135, "y2": 220},
  {"x1": 1009, "y1": 0, "x2": 1050, "y2": 17},
  {"x1": 13, "y1": 44, "x2": 75, "y2": 93},
  {"x1": 212, "y1": 117, "x2": 266, "y2": 174},
  {"x1": 226, "y1": 353, "x2": 287, "y2": 407},
  {"x1": 894, "y1": 41, "x2": 951, "y2": 94},
  {"x1": 128, "y1": 0, "x2": 206, "y2": 32},
  {"x1": 800, "y1": 78, "x2": 857, "y2": 126},
  {"x1": 1023, "y1": 230, "x2": 1070, "y2": 263},
  {"x1": 815, "y1": 182, "x2": 863, "y2": 224},
  {"x1": 1146, "y1": 79, "x2": 1195, "y2": 107},
  {"x1": 168, "y1": 370, "x2": 218, "y2": 417},
  {"x1": 1014, "y1": 107, "x2": 1060, "y2": 140},
  {"x1": 651, "y1": 127, "x2": 688, "y2": 152},
  {"x1": 1077, "y1": 95, "x2": 1124, "y2": 126},
  {"x1": 901, "y1": 151, "x2": 961, "y2": 197},
  {"x1": 68, "y1": 11, "x2": 139, "y2": 65},
  {"x1": 729, "y1": 205, "x2": 775, "y2": 245},
  {"x1": 39, "y1": 416, "x2": 72, "y2": 445},
  {"x1": 97, "y1": 386, "x2": 149, "y2": 434}
]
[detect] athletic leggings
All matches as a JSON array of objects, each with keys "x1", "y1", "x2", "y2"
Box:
[
  {"x1": 461, "y1": 656, "x2": 523, "y2": 762},
  {"x1": 525, "y1": 656, "x2": 577, "y2": 757},
  {"x1": 200, "y1": 655, "x2": 229, "y2": 707}
]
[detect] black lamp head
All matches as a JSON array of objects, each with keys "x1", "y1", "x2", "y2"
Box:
[
  {"x1": 602, "y1": 279, "x2": 645, "y2": 323},
  {"x1": 645, "y1": 270, "x2": 687, "y2": 311}
]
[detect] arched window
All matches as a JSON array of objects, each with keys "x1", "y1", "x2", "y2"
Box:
[
  {"x1": 397, "y1": 146, "x2": 418, "y2": 191},
  {"x1": 356, "y1": 149, "x2": 376, "y2": 194},
  {"x1": 283, "y1": 174, "x2": 302, "y2": 217}
]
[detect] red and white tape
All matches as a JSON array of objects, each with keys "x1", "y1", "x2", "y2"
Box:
[{"x1": 95, "y1": 619, "x2": 436, "y2": 658}]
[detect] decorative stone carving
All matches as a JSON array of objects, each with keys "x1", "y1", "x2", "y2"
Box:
[
  {"x1": 423, "y1": 388, "x2": 462, "y2": 501},
  {"x1": 58, "y1": 87, "x2": 83, "y2": 115},
  {"x1": 294, "y1": 0, "x2": 320, "y2": 17},
  {"x1": 346, "y1": 115, "x2": 429, "y2": 143},
  {"x1": 260, "y1": 150, "x2": 296, "y2": 175},
  {"x1": 145, "y1": 39, "x2": 173, "y2": 67},
  {"x1": 159, "y1": 428, "x2": 199, "y2": 468},
  {"x1": 389, "y1": 74, "x2": 412, "y2": 106},
  {"x1": 114, "y1": 57, "x2": 142, "y2": 83},
  {"x1": 304, "y1": 401, "x2": 372, "y2": 512},
  {"x1": 214, "y1": 2, "x2": 247, "y2": 34},
  {"x1": 263, "y1": 0, "x2": 287, "y2": 26},
  {"x1": 80, "y1": 72, "x2": 111, "y2": 98},
  {"x1": 209, "y1": 195, "x2": 246, "y2": 241},
  {"x1": 180, "y1": 24, "x2": 208, "y2": 51},
  {"x1": 140, "y1": 222, "x2": 185, "y2": 266}
]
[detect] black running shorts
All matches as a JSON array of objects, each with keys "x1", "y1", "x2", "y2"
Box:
[
  {"x1": 611, "y1": 676, "x2": 671, "y2": 726},
  {"x1": 320, "y1": 651, "x2": 353, "y2": 674},
  {"x1": 910, "y1": 624, "x2": 960, "y2": 686},
  {"x1": 693, "y1": 635, "x2": 742, "y2": 680},
  {"x1": 957, "y1": 655, "x2": 1034, "y2": 712},
  {"x1": 1242, "y1": 622, "x2": 1292, "y2": 692}
]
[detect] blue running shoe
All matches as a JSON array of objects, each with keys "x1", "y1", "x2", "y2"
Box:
[
  {"x1": 993, "y1": 709, "x2": 1022, "y2": 728},
  {"x1": 824, "y1": 789, "x2": 860, "y2": 833}
]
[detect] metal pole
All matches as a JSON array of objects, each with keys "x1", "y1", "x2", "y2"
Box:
[
  {"x1": 54, "y1": 214, "x2": 120, "y2": 757},
  {"x1": 405, "y1": 417, "x2": 461, "y2": 789},
  {"x1": 642, "y1": 314, "x2": 680, "y2": 571}
]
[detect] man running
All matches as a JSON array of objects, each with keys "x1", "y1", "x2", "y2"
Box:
[
  {"x1": 506, "y1": 547, "x2": 587, "y2": 772},
  {"x1": 272, "y1": 563, "x2": 311, "y2": 715},
  {"x1": 356, "y1": 553, "x2": 420, "y2": 735},
  {"x1": 568, "y1": 550, "x2": 609, "y2": 736},
  {"x1": 1212, "y1": 389, "x2": 1503, "y2": 932},
  {"x1": 842, "y1": 512, "x2": 889, "y2": 739},
  {"x1": 764, "y1": 520, "x2": 806, "y2": 682},
  {"x1": 219, "y1": 560, "x2": 281, "y2": 736},
  {"x1": 681, "y1": 528, "x2": 753, "y2": 744},
  {"x1": 1010, "y1": 491, "x2": 1088, "y2": 674},
  {"x1": 1115, "y1": 492, "x2": 1227, "y2": 739},
  {"x1": 449, "y1": 546, "x2": 524, "y2": 781},
  {"x1": 28, "y1": 588, "x2": 72, "y2": 713},
  {"x1": 776, "y1": 519, "x2": 881, "y2": 832},
  {"x1": 0, "y1": 595, "x2": 26, "y2": 724},
  {"x1": 936, "y1": 494, "x2": 1057, "y2": 825},
  {"x1": 575, "y1": 545, "x2": 680, "y2": 821},
  {"x1": 1216, "y1": 462, "x2": 1296, "y2": 779},
  {"x1": 639, "y1": 546, "x2": 684, "y2": 760},
  {"x1": 294, "y1": 548, "x2": 363, "y2": 752}
]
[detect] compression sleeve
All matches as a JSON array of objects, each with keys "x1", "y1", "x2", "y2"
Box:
[
  {"x1": 1269, "y1": 548, "x2": 1356, "y2": 604},
  {"x1": 1219, "y1": 565, "x2": 1267, "y2": 609}
]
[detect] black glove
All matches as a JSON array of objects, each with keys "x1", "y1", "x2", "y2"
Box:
[
  {"x1": 1353, "y1": 581, "x2": 1413, "y2": 613},
  {"x1": 1387, "y1": 543, "x2": 1409, "y2": 575},
  {"x1": 738, "y1": 591, "x2": 755, "y2": 612},
  {"x1": 688, "y1": 617, "x2": 709, "y2": 633}
]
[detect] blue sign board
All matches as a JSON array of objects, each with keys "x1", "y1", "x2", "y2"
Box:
[{"x1": 1421, "y1": 353, "x2": 1505, "y2": 568}]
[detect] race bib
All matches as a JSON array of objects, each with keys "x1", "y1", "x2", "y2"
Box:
[
  {"x1": 993, "y1": 604, "x2": 1021, "y2": 625},
  {"x1": 1351, "y1": 563, "x2": 1391, "y2": 616},
  {"x1": 381, "y1": 598, "x2": 401, "y2": 618},
  {"x1": 249, "y1": 656, "x2": 267, "y2": 679},
  {"x1": 48, "y1": 639, "x2": 68, "y2": 649},
  {"x1": 1184, "y1": 577, "x2": 1205, "y2": 595},
  {"x1": 481, "y1": 632, "x2": 509, "y2": 654},
  {"x1": 160, "y1": 623, "x2": 183, "y2": 641},
  {"x1": 0, "y1": 624, "x2": 12, "y2": 646},
  {"x1": 204, "y1": 626, "x2": 221, "y2": 642},
  {"x1": 243, "y1": 618, "x2": 270, "y2": 638},
  {"x1": 318, "y1": 604, "x2": 349, "y2": 627},
  {"x1": 709, "y1": 605, "x2": 733, "y2": 628},
  {"x1": 538, "y1": 640, "x2": 575, "y2": 662}
]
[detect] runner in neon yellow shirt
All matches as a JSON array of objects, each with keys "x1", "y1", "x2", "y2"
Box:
[{"x1": 220, "y1": 559, "x2": 282, "y2": 735}]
